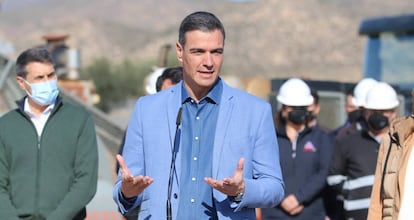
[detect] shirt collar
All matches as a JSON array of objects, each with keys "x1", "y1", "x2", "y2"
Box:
[
  {"x1": 367, "y1": 130, "x2": 384, "y2": 144},
  {"x1": 24, "y1": 97, "x2": 55, "y2": 117},
  {"x1": 181, "y1": 78, "x2": 223, "y2": 104}
]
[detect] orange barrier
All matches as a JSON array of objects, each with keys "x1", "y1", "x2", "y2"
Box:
[{"x1": 86, "y1": 211, "x2": 123, "y2": 220}]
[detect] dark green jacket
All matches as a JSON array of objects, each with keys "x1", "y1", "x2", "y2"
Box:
[{"x1": 0, "y1": 96, "x2": 98, "y2": 220}]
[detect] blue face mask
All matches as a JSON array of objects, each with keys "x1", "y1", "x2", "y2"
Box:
[{"x1": 24, "y1": 79, "x2": 59, "y2": 106}]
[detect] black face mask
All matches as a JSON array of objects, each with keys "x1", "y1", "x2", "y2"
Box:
[
  {"x1": 348, "y1": 109, "x2": 363, "y2": 123},
  {"x1": 288, "y1": 108, "x2": 309, "y2": 125},
  {"x1": 306, "y1": 113, "x2": 316, "y2": 122},
  {"x1": 367, "y1": 112, "x2": 389, "y2": 131}
]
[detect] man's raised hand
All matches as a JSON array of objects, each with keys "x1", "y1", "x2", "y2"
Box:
[
  {"x1": 116, "y1": 154, "x2": 153, "y2": 198},
  {"x1": 204, "y1": 158, "x2": 245, "y2": 197}
]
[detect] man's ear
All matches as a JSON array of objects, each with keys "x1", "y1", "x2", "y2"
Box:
[
  {"x1": 16, "y1": 76, "x2": 27, "y2": 91},
  {"x1": 176, "y1": 42, "x2": 183, "y2": 63},
  {"x1": 314, "y1": 104, "x2": 321, "y2": 115}
]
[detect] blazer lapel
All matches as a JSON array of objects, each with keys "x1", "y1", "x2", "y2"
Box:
[
  {"x1": 167, "y1": 83, "x2": 183, "y2": 149},
  {"x1": 212, "y1": 83, "x2": 234, "y2": 178}
]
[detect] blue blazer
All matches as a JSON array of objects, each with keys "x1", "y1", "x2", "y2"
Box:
[{"x1": 113, "y1": 80, "x2": 284, "y2": 219}]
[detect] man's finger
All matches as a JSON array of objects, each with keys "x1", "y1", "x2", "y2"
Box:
[
  {"x1": 237, "y1": 157, "x2": 244, "y2": 172},
  {"x1": 116, "y1": 154, "x2": 131, "y2": 177}
]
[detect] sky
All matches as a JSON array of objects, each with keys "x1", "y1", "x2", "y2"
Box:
[
  {"x1": 1, "y1": 0, "x2": 53, "y2": 11},
  {"x1": 1, "y1": 0, "x2": 252, "y2": 12}
]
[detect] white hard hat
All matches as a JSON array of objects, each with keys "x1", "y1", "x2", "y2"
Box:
[
  {"x1": 145, "y1": 67, "x2": 166, "y2": 95},
  {"x1": 364, "y1": 82, "x2": 399, "y2": 110},
  {"x1": 352, "y1": 78, "x2": 378, "y2": 107},
  {"x1": 277, "y1": 78, "x2": 314, "y2": 106}
]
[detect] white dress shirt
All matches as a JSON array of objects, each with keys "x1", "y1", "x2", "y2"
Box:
[{"x1": 24, "y1": 98, "x2": 55, "y2": 137}]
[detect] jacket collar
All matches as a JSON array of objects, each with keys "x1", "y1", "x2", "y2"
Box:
[
  {"x1": 277, "y1": 123, "x2": 312, "y2": 139},
  {"x1": 389, "y1": 115, "x2": 414, "y2": 147},
  {"x1": 16, "y1": 95, "x2": 63, "y2": 116}
]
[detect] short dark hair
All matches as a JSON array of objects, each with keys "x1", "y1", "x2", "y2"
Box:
[
  {"x1": 310, "y1": 88, "x2": 319, "y2": 105},
  {"x1": 15, "y1": 47, "x2": 53, "y2": 78},
  {"x1": 156, "y1": 66, "x2": 183, "y2": 92},
  {"x1": 178, "y1": 11, "x2": 225, "y2": 48},
  {"x1": 346, "y1": 84, "x2": 356, "y2": 96}
]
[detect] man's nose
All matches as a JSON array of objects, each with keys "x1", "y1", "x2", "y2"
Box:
[{"x1": 202, "y1": 54, "x2": 214, "y2": 68}]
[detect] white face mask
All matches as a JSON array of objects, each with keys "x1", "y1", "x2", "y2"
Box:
[{"x1": 24, "y1": 79, "x2": 59, "y2": 106}]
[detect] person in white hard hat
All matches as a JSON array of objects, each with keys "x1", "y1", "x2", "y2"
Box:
[
  {"x1": 328, "y1": 82, "x2": 399, "y2": 220},
  {"x1": 261, "y1": 78, "x2": 332, "y2": 220},
  {"x1": 334, "y1": 78, "x2": 378, "y2": 141},
  {"x1": 368, "y1": 93, "x2": 414, "y2": 220}
]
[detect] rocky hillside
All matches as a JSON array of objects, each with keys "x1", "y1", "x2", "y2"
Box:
[{"x1": 1, "y1": 0, "x2": 413, "y2": 82}]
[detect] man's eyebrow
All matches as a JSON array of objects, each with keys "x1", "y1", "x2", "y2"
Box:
[
  {"x1": 188, "y1": 48, "x2": 223, "y2": 53},
  {"x1": 189, "y1": 48, "x2": 205, "y2": 52},
  {"x1": 212, "y1": 48, "x2": 224, "y2": 53}
]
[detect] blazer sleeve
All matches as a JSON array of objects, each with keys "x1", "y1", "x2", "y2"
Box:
[
  {"x1": 113, "y1": 99, "x2": 145, "y2": 213},
  {"x1": 233, "y1": 103, "x2": 285, "y2": 211}
]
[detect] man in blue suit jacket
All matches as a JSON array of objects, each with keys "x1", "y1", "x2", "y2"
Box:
[{"x1": 113, "y1": 11, "x2": 284, "y2": 219}]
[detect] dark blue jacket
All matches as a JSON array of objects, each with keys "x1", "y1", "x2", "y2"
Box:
[{"x1": 262, "y1": 125, "x2": 332, "y2": 220}]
